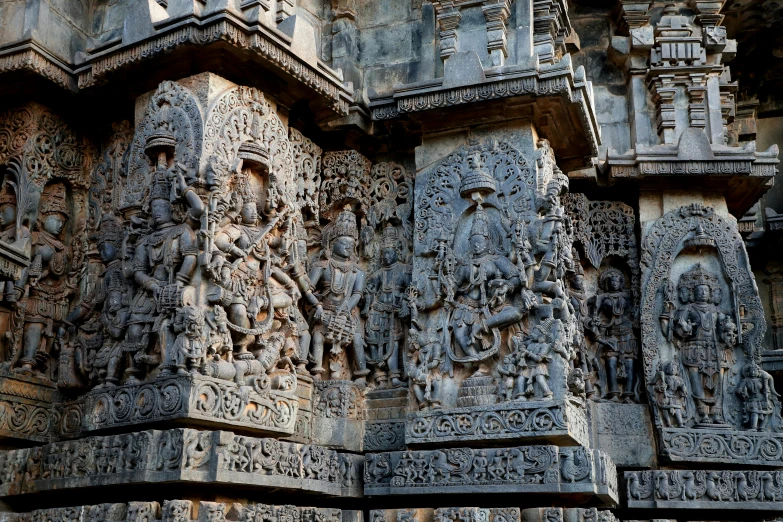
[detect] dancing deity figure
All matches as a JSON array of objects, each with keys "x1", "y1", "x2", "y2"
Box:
[
  {"x1": 308, "y1": 208, "x2": 368, "y2": 382},
  {"x1": 210, "y1": 172, "x2": 293, "y2": 358},
  {"x1": 365, "y1": 224, "x2": 411, "y2": 388},
  {"x1": 664, "y1": 264, "x2": 737, "y2": 425},
  {"x1": 588, "y1": 268, "x2": 637, "y2": 401}
]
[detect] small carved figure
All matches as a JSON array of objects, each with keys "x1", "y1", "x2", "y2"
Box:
[
  {"x1": 736, "y1": 360, "x2": 778, "y2": 431},
  {"x1": 518, "y1": 321, "x2": 569, "y2": 399},
  {"x1": 497, "y1": 353, "x2": 518, "y2": 401},
  {"x1": 652, "y1": 361, "x2": 688, "y2": 428},
  {"x1": 588, "y1": 268, "x2": 637, "y2": 402},
  {"x1": 365, "y1": 224, "x2": 411, "y2": 388},
  {"x1": 172, "y1": 306, "x2": 206, "y2": 374},
  {"x1": 308, "y1": 208, "x2": 368, "y2": 382},
  {"x1": 408, "y1": 327, "x2": 443, "y2": 410}
]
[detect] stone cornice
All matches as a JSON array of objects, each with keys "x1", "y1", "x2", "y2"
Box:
[
  {"x1": 0, "y1": 41, "x2": 76, "y2": 91},
  {"x1": 0, "y1": 14, "x2": 352, "y2": 118},
  {"x1": 368, "y1": 55, "x2": 600, "y2": 157}
]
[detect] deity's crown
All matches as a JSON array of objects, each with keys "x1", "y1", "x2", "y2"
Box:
[
  {"x1": 98, "y1": 213, "x2": 124, "y2": 247},
  {"x1": 469, "y1": 204, "x2": 491, "y2": 239},
  {"x1": 39, "y1": 183, "x2": 68, "y2": 217},
  {"x1": 149, "y1": 169, "x2": 172, "y2": 202},
  {"x1": 0, "y1": 183, "x2": 15, "y2": 206},
  {"x1": 333, "y1": 206, "x2": 358, "y2": 241},
  {"x1": 381, "y1": 223, "x2": 400, "y2": 250},
  {"x1": 684, "y1": 221, "x2": 715, "y2": 248},
  {"x1": 235, "y1": 172, "x2": 258, "y2": 203},
  {"x1": 678, "y1": 263, "x2": 719, "y2": 291}
]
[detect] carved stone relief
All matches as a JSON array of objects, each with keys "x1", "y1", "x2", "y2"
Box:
[
  {"x1": 409, "y1": 137, "x2": 582, "y2": 416},
  {"x1": 640, "y1": 203, "x2": 781, "y2": 464}
]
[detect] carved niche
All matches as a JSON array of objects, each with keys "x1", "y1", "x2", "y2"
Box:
[
  {"x1": 565, "y1": 193, "x2": 641, "y2": 403},
  {"x1": 305, "y1": 149, "x2": 414, "y2": 387},
  {"x1": 641, "y1": 203, "x2": 783, "y2": 464},
  {"x1": 0, "y1": 103, "x2": 93, "y2": 381},
  {"x1": 410, "y1": 138, "x2": 582, "y2": 410}
]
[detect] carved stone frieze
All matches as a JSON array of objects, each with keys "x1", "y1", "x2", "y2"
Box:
[
  {"x1": 626, "y1": 469, "x2": 783, "y2": 510},
  {"x1": 83, "y1": 374, "x2": 298, "y2": 436},
  {"x1": 405, "y1": 399, "x2": 589, "y2": 447},
  {"x1": 364, "y1": 445, "x2": 617, "y2": 504},
  {"x1": 0, "y1": 428, "x2": 362, "y2": 499},
  {"x1": 0, "y1": 500, "x2": 342, "y2": 522},
  {"x1": 370, "y1": 508, "x2": 618, "y2": 522}
]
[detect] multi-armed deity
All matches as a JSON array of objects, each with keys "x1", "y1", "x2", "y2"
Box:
[
  {"x1": 642, "y1": 204, "x2": 782, "y2": 439},
  {"x1": 410, "y1": 139, "x2": 581, "y2": 410}
]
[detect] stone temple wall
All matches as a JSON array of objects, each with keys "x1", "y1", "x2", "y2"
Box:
[{"x1": 0, "y1": 1, "x2": 780, "y2": 521}]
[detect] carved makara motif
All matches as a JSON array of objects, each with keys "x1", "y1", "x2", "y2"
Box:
[{"x1": 641, "y1": 203, "x2": 782, "y2": 439}]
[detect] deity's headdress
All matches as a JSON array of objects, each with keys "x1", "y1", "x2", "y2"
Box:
[
  {"x1": 149, "y1": 169, "x2": 172, "y2": 202},
  {"x1": 333, "y1": 206, "x2": 358, "y2": 241},
  {"x1": 98, "y1": 213, "x2": 124, "y2": 250},
  {"x1": 678, "y1": 263, "x2": 719, "y2": 293},
  {"x1": 39, "y1": 183, "x2": 68, "y2": 217},
  {"x1": 381, "y1": 223, "x2": 401, "y2": 252},
  {"x1": 470, "y1": 205, "x2": 491, "y2": 240}
]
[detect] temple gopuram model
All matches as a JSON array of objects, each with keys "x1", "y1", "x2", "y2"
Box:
[{"x1": 0, "y1": 0, "x2": 782, "y2": 521}]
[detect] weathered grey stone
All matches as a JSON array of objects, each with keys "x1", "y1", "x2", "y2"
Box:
[{"x1": 364, "y1": 445, "x2": 618, "y2": 505}]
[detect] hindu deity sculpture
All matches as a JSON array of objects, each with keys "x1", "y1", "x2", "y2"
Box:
[
  {"x1": 308, "y1": 208, "x2": 368, "y2": 382},
  {"x1": 588, "y1": 267, "x2": 637, "y2": 402},
  {"x1": 124, "y1": 150, "x2": 200, "y2": 380},
  {"x1": 365, "y1": 224, "x2": 411, "y2": 388},
  {"x1": 15, "y1": 182, "x2": 73, "y2": 376}
]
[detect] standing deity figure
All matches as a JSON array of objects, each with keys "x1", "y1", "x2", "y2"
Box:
[
  {"x1": 62, "y1": 213, "x2": 129, "y2": 388},
  {"x1": 663, "y1": 263, "x2": 737, "y2": 425},
  {"x1": 450, "y1": 205, "x2": 520, "y2": 361},
  {"x1": 365, "y1": 224, "x2": 411, "y2": 388},
  {"x1": 0, "y1": 181, "x2": 31, "y2": 366},
  {"x1": 210, "y1": 172, "x2": 292, "y2": 359},
  {"x1": 736, "y1": 361, "x2": 778, "y2": 431},
  {"x1": 124, "y1": 153, "x2": 200, "y2": 380},
  {"x1": 588, "y1": 268, "x2": 637, "y2": 402},
  {"x1": 16, "y1": 183, "x2": 72, "y2": 376},
  {"x1": 308, "y1": 208, "x2": 368, "y2": 383},
  {"x1": 652, "y1": 361, "x2": 688, "y2": 428}
]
